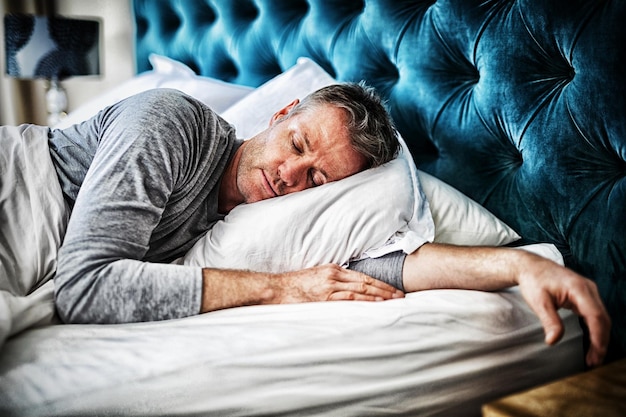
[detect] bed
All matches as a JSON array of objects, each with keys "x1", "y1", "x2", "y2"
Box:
[{"x1": 1, "y1": 0, "x2": 625, "y2": 415}]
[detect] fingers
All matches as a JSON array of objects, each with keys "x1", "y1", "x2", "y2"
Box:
[
  {"x1": 584, "y1": 312, "x2": 610, "y2": 367},
  {"x1": 329, "y1": 291, "x2": 392, "y2": 302},
  {"x1": 520, "y1": 263, "x2": 611, "y2": 367},
  {"x1": 328, "y1": 283, "x2": 404, "y2": 301},
  {"x1": 531, "y1": 292, "x2": 608, "y2": 368},
  {"x1": 316, "y1": 265, "x2": 403, "y2": 301},
  {"x1": 570, "y1": 281, "x2": 611, "y2": 367},
  {"x1": 530, "y1": 295, "x2": 565, "y2": 346},
  {"x1": 334, "y1": 270, "x2": 404, "y2": 300},
  {"x1": 342, "y1": 273, "x2": 402, "y2": 294}
]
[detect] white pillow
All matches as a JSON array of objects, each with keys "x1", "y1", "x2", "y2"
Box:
[
  {"x1": 222, "y1": 58, "x2": 519, "y2": 247},
  {"x1": 182, "y1": 58, "x2": 435, "y2": 272},
  {"x1": 417, "y1": 171, "x2": 520, "y2": 246},
  {"x1": 221, "y1": 58, "x2": 337, "y2": 139},
  {"x1": 54, "y1": 54, "x2": 254, "y2": 129},
  {"x1": 182, "y1": 149, "x2": 433, "y2": 272}
]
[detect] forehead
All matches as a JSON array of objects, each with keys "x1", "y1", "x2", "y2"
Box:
[{"x1": 287, "y1": 104, "x2": 367, "y2": 180}]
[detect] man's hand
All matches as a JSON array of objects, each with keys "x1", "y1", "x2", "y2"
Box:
[
  {"x1": 275, "y1": 263, "x2": 405, "y2": 303},
  {"x1": 515, "y1": 255, "x2": 610, "y2": 368},
  {"x1": 201, "y1": 264, "x2": 403, "y2": 313},
  {"x1": 402, "y1": 243, "x2": 611, "y2": 367}
]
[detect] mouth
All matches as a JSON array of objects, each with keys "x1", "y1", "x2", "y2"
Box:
[{"x1": 261, "y1": 170, "x2": 278, "y2": 198}]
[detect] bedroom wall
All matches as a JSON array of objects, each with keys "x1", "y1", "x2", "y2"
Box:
[{"x1": 0, "y1": 0, "x2": 135, "y2": 126}]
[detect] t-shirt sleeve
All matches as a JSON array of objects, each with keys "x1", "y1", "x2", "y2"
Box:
[
  {"x1": 347, "y1": 251, "x2": 406, "y2": 292},
  {"x1": 54, "y1": 90, "x2": 216, "y2": 324}
]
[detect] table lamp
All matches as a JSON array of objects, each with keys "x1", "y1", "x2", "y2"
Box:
[{"x1": 4, "y1": 13, "x2": 100, "y2": 125}]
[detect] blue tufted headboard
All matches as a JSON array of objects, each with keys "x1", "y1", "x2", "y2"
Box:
[{"x1": 133, "y1": 0, "x2": 626, "y2": 360}]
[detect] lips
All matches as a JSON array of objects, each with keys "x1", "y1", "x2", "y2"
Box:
[{"x1": 261, "y1": 170, "x2": 278, "y2": 198}]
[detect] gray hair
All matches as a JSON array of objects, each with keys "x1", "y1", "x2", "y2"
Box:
[{"x1": 287, "y1": 82, "x2": 400, "y2": 169}]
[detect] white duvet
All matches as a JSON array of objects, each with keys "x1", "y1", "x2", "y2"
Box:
[{"x1": 0, "y1": 125, "x2": 67, "y2": 347}]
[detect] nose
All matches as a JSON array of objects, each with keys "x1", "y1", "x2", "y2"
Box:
[{"x1": 277, "y1": 157, "x2": 309, "y2": 193}]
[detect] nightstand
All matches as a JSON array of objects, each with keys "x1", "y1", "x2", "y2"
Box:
[{"x1": 482, "y1": 358, "x2": 626, "y2": 417}]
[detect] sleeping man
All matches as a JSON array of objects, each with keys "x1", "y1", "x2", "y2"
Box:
[{"x1": 4, "y1": 83, "x2": 609, "y2": 366}]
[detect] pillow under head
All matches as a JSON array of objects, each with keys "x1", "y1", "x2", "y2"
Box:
[{"x1": 181, "y1": 57, "x2": 519, "y2": 272}]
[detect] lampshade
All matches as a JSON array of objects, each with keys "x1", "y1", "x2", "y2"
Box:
[
  {"x1": 4, "y1": 13, "x2": 100, "y2": 80},
  {"x1": 4, "y1": 13, "x2": 100, "y2": 125}
]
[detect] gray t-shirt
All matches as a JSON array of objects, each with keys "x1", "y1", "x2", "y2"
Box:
[
  {"x1": 49, "y1": 88, "x2": 405, "y2": 325},
  {"x1": 50, "y1": 89, "x2": 240, "y2": 323}
]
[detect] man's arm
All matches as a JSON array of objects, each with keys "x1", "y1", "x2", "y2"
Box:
[
  {"x1": 55, "y1": 90, "x2": 228, "y2": 324},
  {"x1": 200, "y1": 264, "x2": 405, "y2": 312},
  {"x1": 402, "y1": 242, "x2": 611, "y2": 367}
]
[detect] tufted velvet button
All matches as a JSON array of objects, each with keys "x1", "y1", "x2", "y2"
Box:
[
  {"x1": 135, "y1": 15, "x2": 148, "y2": 39},
  {"x1": 567, "y1": 67, "x2": 575, "y2": 81},
  {"x1": 162, "y1": 10, "x2": 180, "y2": 34},
  {"x1": 214, "y1": 55, "x2": 239, "y2": 83},
  {"x1": 237, "y1": 0, "x2": 260, "y2": 22}
]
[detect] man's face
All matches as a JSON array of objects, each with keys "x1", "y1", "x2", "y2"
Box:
[{"x1": 221, "y1": 100, "x2": 367, "y2": 211}]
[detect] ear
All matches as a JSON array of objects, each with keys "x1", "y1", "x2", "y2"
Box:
[{"x1": 269, "y1": 99, "x2": 300, "y2": 126}]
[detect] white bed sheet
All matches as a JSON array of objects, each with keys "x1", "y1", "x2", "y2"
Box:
[{"x1": 0, "y1": 279, "x2": 583, "y2": 417}]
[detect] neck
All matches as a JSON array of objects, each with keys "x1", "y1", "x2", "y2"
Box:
[{"x1": 218, "y1": 143, "x2": 245, "y2": 214}]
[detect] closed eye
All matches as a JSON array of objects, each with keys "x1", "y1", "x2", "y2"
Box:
[{"x1": 292, "y1": 138, "x2": 303, "y2": 154}]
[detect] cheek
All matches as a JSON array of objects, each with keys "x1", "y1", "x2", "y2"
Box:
[
  {"x1": 242, "y1": 140, "x2": 267, "y2": 168},
  {"x1": 264, "y1": 139, "x2": 289, "y2": 168}
]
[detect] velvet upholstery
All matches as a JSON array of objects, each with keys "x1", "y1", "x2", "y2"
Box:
[{"x1": 133, "y1": 0, "x2": 626, "y2": 360}]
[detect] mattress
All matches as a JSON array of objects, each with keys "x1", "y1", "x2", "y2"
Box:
[{"x1": 0, "y1": 284, "x2": 582, "y2": 416}]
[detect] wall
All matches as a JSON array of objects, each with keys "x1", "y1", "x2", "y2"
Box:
[{"x1": 0, "y1": 0, "x2": 135, "y2": 125}]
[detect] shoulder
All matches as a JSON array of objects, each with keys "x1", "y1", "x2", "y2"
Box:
[
  {"x1": 101, "y1": 88, "x2": 223, "y2": 131},
  {"x1": 129, "y1": 88, "x2": 211, "y2": 114}
]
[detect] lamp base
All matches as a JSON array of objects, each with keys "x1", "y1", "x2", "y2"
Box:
[{"x1": 46, "y1": 79, "x2": 68, "y2": 126}]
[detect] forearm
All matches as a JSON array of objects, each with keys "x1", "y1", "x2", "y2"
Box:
[
  {"x1": 201, "y1": 263, "x2": 405, "y2": 312},
  {"x1": 201, "y1": 268, "x2": 277, "y2": 312},
  {"x1": 402, "y1": 242, "x2": 527, "y2": 293},
  {"x1": 55, "y1": 255, "x2": 202, "y2": 323}
]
